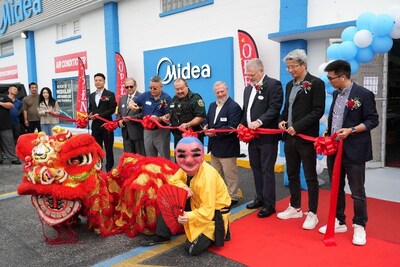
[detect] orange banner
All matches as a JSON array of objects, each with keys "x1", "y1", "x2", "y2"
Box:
[{"x1": 115, "y1": 52, "x2": 127, "y2": 104}]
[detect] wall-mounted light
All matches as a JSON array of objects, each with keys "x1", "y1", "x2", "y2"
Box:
[{"x1": 21, "y1": 31, "x2": 28, "y2": 39}]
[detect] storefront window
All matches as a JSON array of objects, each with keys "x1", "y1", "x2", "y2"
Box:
[
  {"x1": 54, "y1": 76, "x2": 90, "y2": 126},
  {"x1": 0, "y1": 40, "x2": 13, "y2": 56}
]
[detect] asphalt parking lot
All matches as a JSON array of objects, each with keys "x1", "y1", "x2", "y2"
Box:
[{"x1": 0, "y1": 147, "x2": 329, "y2": 267}]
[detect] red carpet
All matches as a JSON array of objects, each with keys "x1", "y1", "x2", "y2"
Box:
[{"x1": 210, "y1": 190, "x2": 400, "y2": 267}]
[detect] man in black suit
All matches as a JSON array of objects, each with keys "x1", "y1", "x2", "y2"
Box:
[
  {"x1": 88, "y1": 73, "x2": 117, "y2": 172},
  {"x1": 318, "y1": 60, "x2": 378, "y2": 246},
  {"x1": 240, "y1": 58, "x2": 283, "y2": 218},
  {"x1": 117, "y1": 78, "x2": 145, "y2": 155},
  {"x1": 277, "y1": 49, "x2": 325, "y2": 230},
  {"x1": 205, "y1": 81, "x2": 242, "y2": 206}
]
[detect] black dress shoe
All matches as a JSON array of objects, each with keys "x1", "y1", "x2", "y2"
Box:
[
  {"x1": 257, "y1": 206, "x2": 276, "y2": 218},
  {"x1": 229, "y1": 200, "x2": 238, "y2": 208},
  {"x1": 246, "y1": 199, "x2": 264, "y2": 209},
  {"x1": 139, "y1": 235, "x2": 170, "y2": 246},
  {"x1": 11, "y1": 160, "x2": 21, "y2": 165}
]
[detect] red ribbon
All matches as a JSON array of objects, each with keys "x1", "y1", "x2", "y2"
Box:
[
  {"x1": 237, "y1": 125, "x2": 259, "y2": 143},
  {"x1": 323, "y1": 139, "x2": 343, "y2": 246}
]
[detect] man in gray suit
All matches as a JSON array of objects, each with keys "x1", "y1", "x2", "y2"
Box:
[{"x1": 117, "y1": 78, "x2": 145, "y2": 155}]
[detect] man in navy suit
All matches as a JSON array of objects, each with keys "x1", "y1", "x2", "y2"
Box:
[
  {"x1": 277, "y1": 49, "x2": 325, "y2": 230},
  {"x1": 117, "y1": 78, "x2": 145, "y2": 155},
  {"x1": 205, "y1": 81, "x2": 242, "y2": 206},
  {"x1": 240, "y1": 58, "x2": 283, "y2": 218},
  {"x1": 318, "y1": 60, "x2": 379, "y2": 246},
  {"x1": 88, "y1": 73, "x2": 117, "y2": 172}
]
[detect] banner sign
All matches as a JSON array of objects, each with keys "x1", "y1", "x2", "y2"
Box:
[
  {"x1": 115, "y1": 52, "x2": 127, "y2": 104},
  {"x1": 237, "y1": 30, "x2": 259, "y2": 86},
  {"x1": 76, "y1": 57, "x2": 87, "y2": 115},
  {"x1": 144, "y1": 37, "x2": 234, "y2": 110},
  {"x1": 0, "y1": 65, "x2": 18, "y2": 80},
  {"x1": 54, "y1": 51, "x2": 87, "y2": 73}
]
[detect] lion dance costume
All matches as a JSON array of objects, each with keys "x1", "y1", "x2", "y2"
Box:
[{"x1": 16, "y1": 126, "x2": 178, "y2": 244}]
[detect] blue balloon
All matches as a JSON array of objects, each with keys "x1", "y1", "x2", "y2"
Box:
[
  {"x1": 327, "y1": 43, "x2": 341, "y2": 60},
  {"x1": 341, "y1": 26, "x2": 358, "y2": 42},
  {"x1": 319, "y1": 122, "x2": 327, "y2": 136},
  {"x1": 347, "y1": 59, "x2": 360, "y2": 74},
  {"x1": 320, "y1": 74, "x2": 336, "y2": 95},
  {"x1": 356, "y1": 12, "x2": 376, "y2": 30},
  {"x1": 356, "y1": 46, "x2": 375, "y2": 63},
  {"x1": 339, "y1": 41, "x2": 358, "y2": 60},
  {"x1": 325, "y1": 94, "x2": 333, "y2": 115},
  {"x1": 371, "y1": 14, "x2": 395, "y2": 36},
  {"x1": 371, "y1": 35, "x2": 393, "y2": 54}
]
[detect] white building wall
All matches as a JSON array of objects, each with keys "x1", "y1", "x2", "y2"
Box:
[
  {"x1": 118, "y1": 0, "x2": 282, "y2": 106},
  {"x1": 34, "y1": 8, "x2": 106, "y2": 91},
  {"x1": 308, "y1": 0, "x2": 398, "y2": 26}
]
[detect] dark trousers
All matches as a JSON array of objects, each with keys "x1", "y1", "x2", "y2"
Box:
[
  {"x1": 284, "y1": 136, "x2": 319, "y2": 213},
  {"x1": 123, "y1": 138, "x2": 146, "y2": 156},
  {"x1": 155, "y1": 204, "x2": 213, "y2": 256},
  {"x1": 327, "y1": 154, "x2": 367, "y2": 227},
  {"x1": 27, "y1": 120, "x2": 41, "y2": 133},
  {"x1": 92, "y1": 127, "x2": 114, "y2": 172},
  {"x1": 248, "y1": 140, "x2": 278, "y2": 208}
]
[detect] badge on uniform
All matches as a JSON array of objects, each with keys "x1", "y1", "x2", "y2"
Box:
[
  {"x1": 258, "y1": 95, "x2": 264, "y2": 100},
  {"x1": 197, "y1": 99, "x2": 205, "y2": 107},
  {"x1": 220, "y1": 117, "x2": 227, "y2": 122}
]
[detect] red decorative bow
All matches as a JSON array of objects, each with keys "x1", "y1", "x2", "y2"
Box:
[
  {"x1": 314, "y1": 134, "x2": 338, "y2": 156},
  {"x1": 237, "y1": 125, "x2": 258, "y2": 143},
  {"x1": 141, "y1": 115, "x2": 156, "y2": 130}
]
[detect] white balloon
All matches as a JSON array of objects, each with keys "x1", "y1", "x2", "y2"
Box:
[
  {"x1": 318, "y1": 62, "x2": 329, "y2": 76},
  {"x1": 354, "y1": 30, "x2": 373, "y2": 48},
  {"x1": 316, "y1": 159, "x2": 324, "y2": 175},
  {"x1": 387, "y1": 5, "x2": 400, "y2": 25},
  {"x1": 390, "y1": 26, "x2": 400, "y2": 39}
]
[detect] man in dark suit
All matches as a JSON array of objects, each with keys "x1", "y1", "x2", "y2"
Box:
[
  {"x1": 240, "y1": 58, "x2": 283, "y2": 218},
  {"x1": 205, "y1": 81, "x2": 242, "y2": 206},
  {"x1": 117, "y1": 78, "x2": 145, "y2": 155},
  {"x1": 277, "y1": 49, "x2": 325, "y2": 230},
  {"x1": 88, "y1": 73, "x2": 117, "y2": 172},
  {"x1": 318, "y1": 60, "x2": 378, "y2": 246}
]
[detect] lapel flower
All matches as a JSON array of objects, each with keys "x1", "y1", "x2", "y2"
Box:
[
  {"x1": 300, "y1": 80, "x2": 312, "y2": 94},
  {"x1": 159, "y1": 98, "x2": 167, "y2": 109},
  {"x1": 101, "y1": 96, "x2": 110, "y2": 101},
  {"x1": 254, "y1": 82, "x2": 263, "y2": 94},
  {"x1": 346, "y1": 97, "x2": 361, "y2": 110}
]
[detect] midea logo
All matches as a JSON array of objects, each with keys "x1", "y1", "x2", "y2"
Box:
[
  {"x1": 156, "y1": 57, "x2": 211, "y2": 84},
  {"x1": 0, "y1": 0, "x2": 43, "y2": 36}
]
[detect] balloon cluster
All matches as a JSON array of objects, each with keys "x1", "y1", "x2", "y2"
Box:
[{"x1": 323, "y1": 5, "x2": 400, "y2": 78}]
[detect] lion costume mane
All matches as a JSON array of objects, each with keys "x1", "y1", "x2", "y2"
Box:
[{"x1": 16, "y1": 127, "x2": 178, "y2": 244}]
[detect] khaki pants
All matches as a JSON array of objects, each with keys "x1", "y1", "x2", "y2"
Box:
[{"x1": 211, "y1": 155, "x2": 239, "y2": 200}]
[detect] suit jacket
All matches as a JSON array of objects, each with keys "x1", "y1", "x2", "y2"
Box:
[
  {"x1": 88, "y1": 89, "x2": 117, "y2": 131},
  {"x1": 328, "y1": 82, "x2": 379, "y2": 164},
  {"x1": 117, "y1": 91, "x2": 144, "y2": 141},
  {"x1": 279, "y1": 73, "x2": 325, "y2": 139},
  {"x1": 240, "y1": 75, "x2": 283, "y2": 143},
  {"x1": 207, "y1": 97, "x2": 242, "y2": 158}
]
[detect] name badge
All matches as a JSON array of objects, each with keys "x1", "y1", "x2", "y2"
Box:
[
  {"x1": 220, "y1": 117, "x2": 227, "y2": 122},
  {"x1": 170, "y1": 104, "x2": 175, "y2": 108},
  {"x1": 258, "y1": 95, "x2": 264, "y2": 100},
  {"x1": 145, "y1": 101, "x2": 152, "y2": 105}
]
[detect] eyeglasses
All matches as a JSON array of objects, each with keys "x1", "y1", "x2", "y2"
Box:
[
  {"x1": 149, "y1": 86, "x2": 159, "y2": 90},
  {"x1": 125, "y1": 86, "x2": 134, "y2": 89},
  {"x1": 327, "y1": 75, "x2": 341, "y2": 81},
  {"x1": 285, "y1": 64, "x2": 300, "y2": 71}
]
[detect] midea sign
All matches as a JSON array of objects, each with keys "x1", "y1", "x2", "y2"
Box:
[
  {"x1": 156, "y1": 57, "x2": 211, "y2": 85},
  {"x1": 0, "y1": 0, "x2": 43, "y2": 36}
]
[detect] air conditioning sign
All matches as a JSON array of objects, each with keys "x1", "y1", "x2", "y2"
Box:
[{"x1": 0, "y1": 0, "x2": 43, "y2": 36}]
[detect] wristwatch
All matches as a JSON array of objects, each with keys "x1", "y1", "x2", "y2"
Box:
[{"x1": 351, "y1": 127, "x2": 357, "y2": 134}]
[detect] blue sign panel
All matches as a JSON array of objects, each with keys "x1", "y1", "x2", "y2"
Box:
[{"x1": 143, "y1": 37, "x2": 234, "y2": 114}]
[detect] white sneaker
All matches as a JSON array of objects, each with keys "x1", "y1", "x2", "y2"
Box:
[
  {"x1": 302, "y1": 211, "x2": 319, "y2": 230},
  {"x1": 318, "y1": 218, "x2": 348, "y2": 234},
  {"x1": 352, "y1": 224, "x2": 367, "y2": 246},
  {"x1": 277, "y1": 205, "x2": 303, "y2": 220}
]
